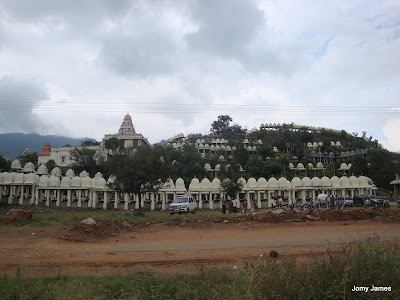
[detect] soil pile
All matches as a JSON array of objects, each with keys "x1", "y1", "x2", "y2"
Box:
[
  {"x1": 61, "y1": 220, "x2": 135, "y2": 242},
  {"x1": 3, "y1": 209, "x2": 33, "y2": 224}
]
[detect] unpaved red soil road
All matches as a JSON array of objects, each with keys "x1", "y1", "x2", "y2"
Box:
[{"x1": 1, "y1": 220, "x2": 399, "y2": 277}]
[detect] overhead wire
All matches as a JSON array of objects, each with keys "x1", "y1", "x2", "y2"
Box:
[{"x1": 0, "y1": 101, "x2": 398, "y2": 115}]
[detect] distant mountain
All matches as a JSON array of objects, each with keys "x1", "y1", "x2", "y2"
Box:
[
  {"x1": 0, "y1": 132, "x2": 98, "y2": 160},
  {"x1": 154, "y1": 139, "x2": 169, "y2": 146}
]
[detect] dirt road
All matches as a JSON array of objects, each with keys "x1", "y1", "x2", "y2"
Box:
[{"x1": 1, "y1": 220, "x2": 399, "y2": 277}]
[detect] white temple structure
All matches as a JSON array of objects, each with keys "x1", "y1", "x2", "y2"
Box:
[
  {"x1": 36, "y1": 113, "x2": 150, "y2": 166},
  {"x1": 0, "y1": 165, "x2": 376, "y2": 211}
]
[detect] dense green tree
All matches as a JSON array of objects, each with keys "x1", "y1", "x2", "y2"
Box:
[
  {"x1": 0, "y1": 155, "x2": 11, "y2": 172},
  {"x1": 168, "y1": 144, "x2": 207, "y2": 184},
  {"x1": 210, "y1": 115, "x2": 245, "y2": 143},
  {"x1": 233, "y1": 144, "x2": 249, "y2": 167},
  {"x1": 18, "y1": 152, "x2": 38, "y2": 167},
  {"x1": 210, "y1": 115, "x2": 232, "y2": 137},
  {"x1": 45, "y1": 159, "x2": 57, "y2": 173},
  {"x1": 104, "y1": 137, "x2": 121, "y2": 150},
  {"x1": 218, "y1": 163, "x2": 243, "y2": 198},
  {"x1": 69, "y1": 147, "x2": 101, "y2": 177},
  {"x1": 245, "y1": 156, "x2": 267, "y2": 178},
  {"x1": 186, "y1": 133, "x2": 203, "y2": 143},
  {"x1": 106, "y1": 145, "x2": 172, "y2": 210},
  {"x1": 81, "y1": 140, "x2": 100, "y2": 146},
  {"x1": 350, "y1": 156, "x2": 369, "y2": 176},
  {"x1": 368, "y1": 149, "x2": 400, "y2": 189}
]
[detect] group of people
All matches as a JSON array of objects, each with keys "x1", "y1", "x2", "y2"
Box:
[{"x1": 221, "y1": 198, "x2": 257, "y2": 214}]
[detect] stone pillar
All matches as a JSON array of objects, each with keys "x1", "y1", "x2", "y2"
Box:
[
  {"x1": 150, "y1": 193, "x2": 155, "y2": 211},
  {"x1": 77, "y1": 190, "x2": 82, "y2": 208},
  {"x1": 135, "y1": 195, "x2": 139, "y2": 210},
  {"x1": 257, "y1": 192, "x2": 262, "y2": 208},
  {"x1": 124, "y1": 193, "x2": 129, "y2": 211},
  {"x1": 103, "y1": 191, "x2": 108, "y2": 210},
  {"x1": 88, "y1": 191, "x2": 93, "y2": 208},
  {"x1": 209, "y1": 192, "x2": 213, "y2": 210},
  {"x1": 199, "y1": 193, "x2": 203, "y2": 209},
  {"x1": 55, "y1": 190, "x2": 60, "y2": 207},
  {"x1": 312, "y1": 190, "x2": 315, "y2": 201},
  {"x1": 161, "y1": 192, "x2": 166, "y2": 211},
  {"x1": 35, "y1": 188, "x2": 40, "y2": 205},
  {"x1": 46, "y1": 190, "x2": 51, "y2": 206},
  {"x1": 90, "y1": 191, "x2": 96, "y2": 208},
  {"x1": 19, "y1": 186, "x2": 24, "y2": 205},
  {"x1": 67, "y1": 189, "x2": 72, "y2": 207},
  {"x1": 302, "y1": 190, "x2": 306, "y2": 203},
  {"x1": 8, "y1": 186, "x2": 14, "y2": 204},
  {"x1": 30, "y1": 186, "x2": 35, "y2": 205},
  {"x1": 267, "y1": 191, "x2": 272, "y2": 207},
  {"x1": 114, "y1": 192, "x2": 119, "y2": 209}
]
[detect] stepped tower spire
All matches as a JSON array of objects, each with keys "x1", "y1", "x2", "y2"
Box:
[{"x1": 118, "y1": 113, "x2": 135, "y2": 136}]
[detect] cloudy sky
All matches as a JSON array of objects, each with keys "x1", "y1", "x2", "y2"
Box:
[{"x1": 0, "y1": 0, "x2": 399, "y2": 151}]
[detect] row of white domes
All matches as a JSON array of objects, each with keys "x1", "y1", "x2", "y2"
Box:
[
  {"x1": 0, "y1": 172, "x2": 372, "y2": 190},
  {"x1": 260, "y1": 123, "x2": 341, "y2": 133},
  {"x1": 290, "y1": 162, "x2": 325, "y2": 170},
  {"x1": 187, "y1": 175, "x2": 371, "y2": 190},
  {"x1": 0, "y1": 171, "x2": 108, "y2": 189},
  {"x1": 196, "y1": 138, "x2": 228, "y2": 144}
]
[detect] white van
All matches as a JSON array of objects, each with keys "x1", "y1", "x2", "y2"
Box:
[{"x1": 169, "y1": 195, "x2": 197, "y2": 215}]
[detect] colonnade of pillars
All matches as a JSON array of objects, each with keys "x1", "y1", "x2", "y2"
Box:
[{"x1": 0, "y1": 185, "x2": 374, "y2": 210}]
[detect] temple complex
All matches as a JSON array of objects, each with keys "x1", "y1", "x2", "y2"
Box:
[
  {"x1": 35, "y1": 113, "x2": 150, "y2": 166},
  {"x1": 0, "y1": 167, "x2": 376, "y2": 211}
]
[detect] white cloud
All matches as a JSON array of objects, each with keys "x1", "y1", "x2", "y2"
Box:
[
  {"x1": 381, "y1": 119, "x2": 400, "y2": 152},
  {"x1": 0, "y1": 0, "x2": 399, "y2": 152}
]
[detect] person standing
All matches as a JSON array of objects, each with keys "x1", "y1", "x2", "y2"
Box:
[
  {"x1": 221, "y1": 198, "x2": 227, "y2": 214},
  {"x1": 242, "y1": 199, "x2": 248, "y2": 214},
  {"x1": 251, "y1": 199, "x2": 256, "y2": 214},
  {"x1": 271, "y1": 197, "x2": 277, "y2": 210},
  {"x1": 228, "y1": 199, "x2": 233, "y2": 214},
  {"x1": 232, "y1": 198, "x2": 237, "y2": 214}
]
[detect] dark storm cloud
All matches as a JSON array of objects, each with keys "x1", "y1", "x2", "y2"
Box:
[{"x1": 0, "y1": 77, "x2": 48, "y2": 133}]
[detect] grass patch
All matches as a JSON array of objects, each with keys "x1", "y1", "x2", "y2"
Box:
[
  {"x1": 2, "y1": 237, "x2": 399, "y2": 299},
  {"x1": 366, "y1": 210, "x2": 384, "y2": 217}
]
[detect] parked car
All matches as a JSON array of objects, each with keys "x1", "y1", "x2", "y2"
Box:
[
  {"x1": 169, "y1": 195, "x2": 197, "y2": 215},
  {"x1": 336, "y1": 196, "x2": 353, "y2": 207},
  {"x1": 359, "y1": 194, "x2": 378, "y2": 204},
  {"x1": 353, "y1": 195, "x2": 369, "y2": 206}
]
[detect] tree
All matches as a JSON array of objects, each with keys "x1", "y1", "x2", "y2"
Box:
[
  {"x1": 186, "y1": 133, "x2": 203, "y2": 143},
  {"x1": 104, "y1": 137, "x2": 121, "y2": 150},
  {"x1": 168, "y1": 144, "x2": 206, "y2": 184},
  {"x1": 218, "y1": 163, "x2": 243, "y2": 198},
  {"x1": 225, "y1": 124, "x2": 246, "y2": 144},
  {"x1": 210, "y1": 115, "x2": 232, "y2": 136},
  {"x1": 233, "y1": 144, "x2": 249, "y2": 167},
  {"x1": 81, "y1": 140, "x2": 100, "y2": 146},
  {"x1": 368, "y1": 149, "x2": 400, "y2": 189},
  {"x1": 45, "y1": 159, "x2": 57, "y2": 173},
  {"x1": 18, "y1": 152, "x2": 38, "y2": 167},
  {"x1": 350, "y1": 156, "x2": 369, "y2": 176},
  {"x1": 106, "y1": 145, "x2": 172, "y2": 210},
  {"x1": 0, "y1": 155, "x2": 11, "y2": 172},
  {"x1": 256, "y1": 144, "x2": 274, "y2": 160},
  {"x1": 69, "y1": 147, "x2": 101, "y2": 177}
]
